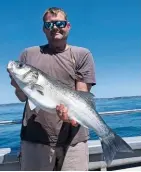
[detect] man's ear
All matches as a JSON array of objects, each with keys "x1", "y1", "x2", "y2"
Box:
[{"x1": 67, "y1": 22, "x2": 71, "y2": 30}]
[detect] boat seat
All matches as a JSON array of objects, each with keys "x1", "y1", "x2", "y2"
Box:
[{"x1": 0, "y1": 148, "x2": 11, "y2": 164}]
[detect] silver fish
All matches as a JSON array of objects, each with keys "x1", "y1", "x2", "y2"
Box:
[{"x1": 7, "y1": 60, "x2": 133, "y2": 166}]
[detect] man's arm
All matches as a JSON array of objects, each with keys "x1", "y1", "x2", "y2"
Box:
[
  {"x1": 56, "y1": 81, "x2": 93, "y2": 126},
  {"x1": 56, "y1": 48, "x2": 96, "y2": 126},
  {"x1": 76, "y1": 81, "x2": 92, "y2": 92}
]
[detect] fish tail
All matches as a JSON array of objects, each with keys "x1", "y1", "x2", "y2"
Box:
[{"x1": 100, "y1": 131, "x2": 133, "y2": 166}]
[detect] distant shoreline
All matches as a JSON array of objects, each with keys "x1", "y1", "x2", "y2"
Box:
[{"x1": 0, "y1": 95, "x2": 141, "y2": 106}]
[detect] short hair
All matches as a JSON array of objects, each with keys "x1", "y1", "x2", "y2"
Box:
[{"x1": 43, "y1": 7, "x2": 68, "y2": 21}]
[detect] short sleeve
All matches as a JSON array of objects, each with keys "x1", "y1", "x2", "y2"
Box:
[{"x1": 75, "y1": 51, "x2": 96, "y2": 86}]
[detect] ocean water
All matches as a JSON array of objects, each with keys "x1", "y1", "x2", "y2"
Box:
[{"x1": 0, "y1": 96, "x2": 141, "y2": 154}]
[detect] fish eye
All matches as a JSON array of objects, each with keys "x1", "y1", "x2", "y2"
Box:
[{"x1": 18, "y1": 63, "x2": 24, "y2": 68}]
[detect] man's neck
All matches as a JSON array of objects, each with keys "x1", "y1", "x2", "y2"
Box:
[{"x1": 48, "y1": 41, "x2": 69, "y2": 53}]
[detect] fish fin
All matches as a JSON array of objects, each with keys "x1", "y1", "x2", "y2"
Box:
[
  {"x1": 77, "y1": 91, "x2": 96, "y2": 108},
  {"x1": 37, "y1": 90, "x2": 44, "y2": 95},
  {"x1": 34, "y1": 84, "x2": 44, "y2": 95},
  {"x1": 100, "y1": 131, "x2": 133, "y2": 166},
  {"x1": 34, "y1": 84, "x2": 44, "y2": 90},
  {"x1": 28, "y1": 99, "x2": 37, "y2": 110}
]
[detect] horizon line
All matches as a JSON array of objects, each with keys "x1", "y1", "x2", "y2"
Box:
[{"x1": 0, "y1": 95, "x2": 141, "y2": 106}]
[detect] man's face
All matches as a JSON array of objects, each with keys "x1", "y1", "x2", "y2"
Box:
[{"x1": 43, "y1": 12, "x2": 71, "y2": 41}]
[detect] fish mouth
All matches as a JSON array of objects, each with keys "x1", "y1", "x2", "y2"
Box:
[{"x1": 7, "y1": 61, "x2": 15, "y2": 73}]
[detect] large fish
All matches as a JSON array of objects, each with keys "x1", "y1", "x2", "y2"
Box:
[{"x1": 7, "y1": 60, "x2": 133, "y2": 166}]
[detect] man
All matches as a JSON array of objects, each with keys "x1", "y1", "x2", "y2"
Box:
[{"x1": 8, "y1": 7, "x2": 96, "y2": 171}]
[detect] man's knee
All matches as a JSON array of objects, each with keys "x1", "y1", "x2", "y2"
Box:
[{"x1": 61, "y1": 141, "x2": 89, "y2": 171}]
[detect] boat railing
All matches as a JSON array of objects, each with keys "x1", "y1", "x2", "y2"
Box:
[
  {"x1": 0, "y1": 108, "x2": 141, "y2": 171},
  {"x1": 88, "y1": 136, "x2": 141, "y2": 171},
  {"x1": 0, "y1": 108, "x2": 141, "y2": 125}
]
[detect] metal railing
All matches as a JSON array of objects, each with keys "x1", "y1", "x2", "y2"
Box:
[
  {"x1": 0, "y1": 108, "x2": 141, "y2": 171},
  {"x1": 88, "y1": 136, "x2": 141, "y2": 170},
  {"x1": 0, "y1": 108, "x2": 141, "y2": 125},
  {"x1": 0, "y1": 136, "x2": 141, "y2": 171}
]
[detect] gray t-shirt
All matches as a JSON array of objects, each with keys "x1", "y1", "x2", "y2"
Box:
[{"x1": 20, "y1": 44, "x2": 96, "y2": 146}]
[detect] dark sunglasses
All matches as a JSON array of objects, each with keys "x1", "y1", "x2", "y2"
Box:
[{"x1": 44, "y1": 21, "x2": 67, "y2": 30}]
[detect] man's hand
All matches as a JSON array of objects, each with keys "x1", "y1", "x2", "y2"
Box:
[
  {"x1": 56, "y1": 104, "x2": 78, "y2": 127},
  {"x1": 10, "y1": 75, "x2": 20, "y2": 90}
]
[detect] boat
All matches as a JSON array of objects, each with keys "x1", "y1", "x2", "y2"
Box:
[{"x1": 0, "y1": 109, "x2": 141, "y2": 171}]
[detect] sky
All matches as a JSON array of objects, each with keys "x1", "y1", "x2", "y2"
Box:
[{"x1": 0, "y1": 0, "x2": 140, "y2": 104}]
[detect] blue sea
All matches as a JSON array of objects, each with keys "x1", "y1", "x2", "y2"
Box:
[{"x1": 0, "y1": 96, "x2": 141, "y2": 155}]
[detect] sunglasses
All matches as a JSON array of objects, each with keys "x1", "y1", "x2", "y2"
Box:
[{"x1": 44, "y1": 21, "x2": 67, "y2": 30}]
